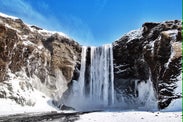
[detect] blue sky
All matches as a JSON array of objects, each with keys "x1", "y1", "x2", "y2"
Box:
[{"x1": 0, "y1": 0, "x2": 181, "y2": 46}]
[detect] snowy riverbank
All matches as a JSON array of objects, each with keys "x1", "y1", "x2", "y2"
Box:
[
  {"x1": 77, "y1": 111, "x2": 182, "y2": 122},
  {"x1": 0, "y1": 97, "x2": 181, "y2": 122}
]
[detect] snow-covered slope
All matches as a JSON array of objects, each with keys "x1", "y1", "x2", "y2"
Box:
[
  {"x1": 0, "y1": 12, "x2": 81, "y2": 114},
  {"x1": 0, "y1": 70, "x2": 60, "y2": 115},
  {"x1": 0, "y1": 92, "x2": 58, "y2": 116}
]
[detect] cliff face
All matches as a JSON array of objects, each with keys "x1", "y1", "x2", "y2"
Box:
[
  {"x1": 0, "y1": 14, "x2": 81, "y2": 106},
  {"x1": 113, "y1": 20, "x2": 182, "y2": 109},
  {"x1": 0, "y1": 13, "x2": 181, "y2": 110}
]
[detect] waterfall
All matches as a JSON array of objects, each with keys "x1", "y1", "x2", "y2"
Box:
[
  {"x1": 78, "y1": 46, "x2": 87, "y2": 98},
  {"x1": 65, "y1": 44, "x2": 157, "y2": 111},
  {"x1": 66, "y1": 44, "x2": 115, "y2": 110},
  {"x1": 89, "y1": 44, "x2": 114, "y2": 106}
]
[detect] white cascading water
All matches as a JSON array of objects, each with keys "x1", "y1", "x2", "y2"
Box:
[
  {"x1": 78, "y1": 46, "x2": 87, "y2": 98},
  {"x1": 66, "y1": 44, "x2": 157, "y2": 111},
  {"x1": 89, "y1": 44, "x2": 114, "y2": 106},
  {"x1": 66, "y1": 44, "x2": 115, "y2": 110}
]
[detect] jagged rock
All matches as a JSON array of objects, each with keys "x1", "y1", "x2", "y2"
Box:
[
  {"x1": 113, "y1": 20, "x2": 182, "y2": 109},
  {"x1": 52, "y1": 100, "x2": 75, "y2": 110},
  {"x1": 42, "y1": 33, "x2": 81, "y2": 82},
  {"x1": 30, "y1": 25, "x2": 43, "y2": 30},
  {"x1": 60, "y1": 104, "x2": 75, "y2": 111}
]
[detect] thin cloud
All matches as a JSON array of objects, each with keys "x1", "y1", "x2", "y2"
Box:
[
  {"x1": 0, "y1": 0, "x2": 95, "y2": 45},
  {"x1": 0, "y1": 0, "x2": 45, "y2": 22}
]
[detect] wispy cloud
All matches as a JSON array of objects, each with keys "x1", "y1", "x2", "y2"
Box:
[
  {"x1": 0, "y1": 0, "x2": 95, "y2": 45},
  {"x1": 0, "y1": 0, "x2": 45, "y2": 23}
]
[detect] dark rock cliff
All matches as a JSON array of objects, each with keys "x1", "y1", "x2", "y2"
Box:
[{"x1": 113, "y1": 20, "x2": 182, "y2": 109}]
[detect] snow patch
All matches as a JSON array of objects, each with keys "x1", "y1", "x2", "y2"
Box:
[
  {"x1": 125, "y1": 28, "x2": 143, "y2": 43},
  {"x1": 162, "y1": 99, "x2": 182, "y2": 112},
  {"x1": 0, "y1": 94, "x2": 58, "y2": 116},
  {"x1": 149, "y1": 40, "x2": 155, "y2": 54},
  {"x1": 164, "y1": 47, "x2": 175, "y2": 68},
  {"x1": 4, "y1": 23, "x2": 21, "y2": 33},
  {"x1": 114, "y1": 64, "x2": 128, "y2": 74},
  {"x1": 22, "y1": 40, "x2": 35, "y2": 46},
  {"x1": 38, "y1": 29, "x2": 69, "y2": 38},
  {"x1": 0, "y1": 70, "x2": 60, "y2": 115},
  {"x1": 163, "y1": 29, "x2": 178, "y2": 41},
  {"x1": 175, "y1": 74, "x2": 182, "y2": 94},
  {"x1": 136, "y1": 78, "x2": 158, "y2": 111}
]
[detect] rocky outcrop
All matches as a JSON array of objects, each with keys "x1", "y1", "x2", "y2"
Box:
[
  {"x1": 113, "y1": 20, "x2": 182, "y2": 109},
  {"x1": 0, "y1": 14, "x2": 81, "y2": 106}
]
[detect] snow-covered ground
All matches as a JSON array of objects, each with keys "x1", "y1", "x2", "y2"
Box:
[
  {"x1": 0, "y1": 97, "x2": 181, "y2": 122},
  {"x1": 77, "y1": 111, "x2": 182, "y2": 122},
  {"x1": 0, "y1": 92, "x2": 59, "y2": 116},
  {"x1": 0, "y1": 96, "x2": 181, "y2": 122}
]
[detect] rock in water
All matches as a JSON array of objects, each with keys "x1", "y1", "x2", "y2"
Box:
[{"x1": 60, "y1": 104, "x2": 75, "y2": 111}]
